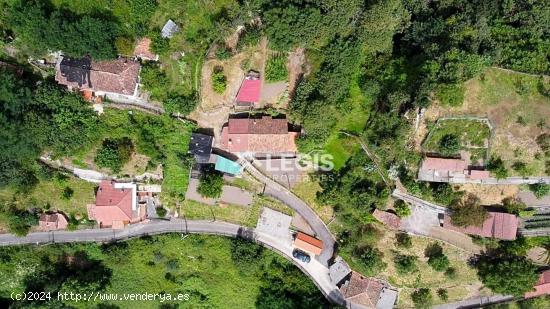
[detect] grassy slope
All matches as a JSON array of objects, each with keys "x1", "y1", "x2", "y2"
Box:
[
  {"x1": 0, "y1": 234, "x2": 317, "y2": 308},
  {"x1": 0, "y1": 174, "x2": 96, "y2": 216}
]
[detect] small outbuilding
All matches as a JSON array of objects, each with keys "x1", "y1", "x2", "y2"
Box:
[
  {"x1": 161, "y1": 19, "x2": 180, "y2": 38},
  {"x1": 293, "y1": 232, "x2": 323, "y2": 256},
  {"x1": 188, "y1": 133, "x2": 214, "y2": 163},
  {"x1": 38, "y1": 213, "x2": 68, "y2": 231}
]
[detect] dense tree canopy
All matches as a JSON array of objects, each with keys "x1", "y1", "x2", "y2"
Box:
[{"x1": 476, "y1": 255, "x2": 539, "y2": 296}]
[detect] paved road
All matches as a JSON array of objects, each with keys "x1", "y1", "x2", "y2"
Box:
[
  {"x1": 0, "y1": 219, "x2": 345, "y2": 305},
  {"x1": 392, "y1": 189, "x2": 448, "y2": 213},
  {"x1": 433, "y1": 294, "x2": 514, "y2": 309},
  {"x1": 238, "y1": 157, "x2": 336, "y2": 266}
]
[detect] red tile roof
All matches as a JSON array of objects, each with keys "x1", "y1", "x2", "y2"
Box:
[
  {"x1": 220, "y1": 117, "x2": 297, "y2": 154},
  {"x1": 469, "y1": 170, "x2": 490, "y2": 180},
  {"x1": 87, "y1": 181, "x2": 137, "y2": 228},
  {"x1": 236, "y1": 79, "x2": 261, "y2": 104},
  {"x1": 38, "y1": 213, "x2": 68, "y2": 231},
  {"x1": 133, "y1": 37, "x2": 157, "y2": 60},
  {"x1": 443, "y1": 212, "x2": 518, "y2": 240},
  {"x1": 340, "y1": 272, "x2": 384, "y2": 309},
  {"x1": 421, "y1": 157, "x2": 467, "y2": 172},
  {"x1": 56, "y1": 57, "x2": 140, "y2": 96},
  {"x1": 373, "y1": 209, "x2": 401, "y2": 230},
  {"x1": 293, "y1": 232, "x2": 323, "y2": 255},
  {"x1": 525, "y1": 270, "x2": 550, "y2": 298}
]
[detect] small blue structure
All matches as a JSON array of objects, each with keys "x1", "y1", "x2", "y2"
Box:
[{"x1": 215, "y1": 156, "x2": 242, "y2": 176}]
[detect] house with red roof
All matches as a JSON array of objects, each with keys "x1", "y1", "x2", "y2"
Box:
[
  {"x1": 55, "y1": 56, "x2": 140, "y2": 99},
  {"x1": 525, "y1": 270, "x2": 550, "y2": 298},
  {"x1": 87, "y1": 181, "x2": 146, "y2": 229},
  {"x1": 293, "y1": 232, "x2": 323, "y2": 256},
  {"x1": 442, "y1": 211, "x2": 518, "y2": 240},
  {"x1": 418, "y1": 156, "x2": 490, "y2": 183},
  {"x1": 38, "y1": 213, "x2": 68, "y2": 231},
  {"x1": 220, "y1": 116, "x2": 298, "y2": 156},
  {"x1": 339, "y1": 271, "x2": 398, "y2": 309},
  {"x1": 235, "y1": 71, "x2": 261, "y2": 107}
]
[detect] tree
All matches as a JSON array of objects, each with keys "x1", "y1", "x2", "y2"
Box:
[
  {"x1": 197, "y1": 168, "x2": 223, "y2": 198},
  {"x1": 396, "y1": 232, "x2": 412, "y2": 249},
  {"x1": 230, "y1": 237, "x2": 264, "y2": 272},
  {"x1": 476, "y1": 256, "x2": 538, "y2": 296},
  {"x1": 437, "y1": 288, "x2": 448, "y2": 301},
  {"x1": 94, "y1": 137, "x2": 134, "y2": 173},
  {"x1": 62, "y1": 187, "x2": 74, "y2": 200},
  {"x1": 354, "y1": 246, "x2": 386, "y2": 276},
  {"x1": 449, "y1": 194, "x2": 488, "y2": 227},
  {"x1": 155, "y1": 207, "x2": 167, "y2": 218},
  {"x1": 425, "y1": 243, "x2": 450, "y2": 272},
  {"x1": 394, "y1": 254, "x2": 417, "y2": 274},
  {"x1": 487, "y1": 156, "x2": 508, "y2": 179},
  {"x1": 502, "y1": 197, "x2": 526, "y2": 215},
  {"x1": 529, "y1": 183, "x2": 550, "y2": 199},
  {"x1": 411, "y1": 288, "x2": 432, "y2": 309},
  {"x1": 439, "y1": 134, "x2": 460, "y2": 156},
  {"x1": 211, "y1": 67, "x2": 227, "y2": 94},
  {"x1": 394, "y1": 200, "x2": 411, "y2": 217}
]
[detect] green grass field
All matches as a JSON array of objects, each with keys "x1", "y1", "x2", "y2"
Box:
[{"x1": 0, "y1": 234, "x2": 325, "y2": 308}]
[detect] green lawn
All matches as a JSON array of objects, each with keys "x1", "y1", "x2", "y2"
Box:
[
  {"x1": 0, "y1": 171, "x2": 95, "y2": 217},
  {"x1": 0, "y1": 234, "x2": 326, "y2": 308}
]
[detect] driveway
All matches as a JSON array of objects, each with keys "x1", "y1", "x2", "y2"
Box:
[{"x1": 185, "y1": 179, "x2": 253, "y2": 206}]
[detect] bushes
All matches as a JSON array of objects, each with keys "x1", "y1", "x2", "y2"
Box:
[
  {"x1": 155, "y1": 207, "x2": 167, "y2": 218},
  {"x1": 140, "y1": 63, "x2": 170, "y2": 101},
  {"x1": 353, "y1": 246, "x2": 386, "y2": 276},
  {"x1": 265, "y1": 55, "x2": 288, "y2": 82},
  {"x1": 487, "y1": 156, "x2": 508, "y2": 179},
  {"x1": 62, "y1": 187, "x2": 74, "y2": 200},
  {"x1": 393, "y1": 200, "x2": 411, "y2": 218},
  {"x1": 396, "y1": 233, "x2": 412, "y2": 249},
  {"x1": 438, "y1": 134, "x2": 460, "y2": 156},
  {"x1": 476, "y1": 256, "x2": 538, "y2": 296},
  {"x1": 425, "y1": 243, "x2": 450, "y2": 272},
  {"x1": 529, "y1": 183, "x2": 550, "y2": 199},
  {"x1": 94, "y1": 137, "x2": 134, "y2": 173},
  {"x1": 164, "y1": 94, "x2": 197, "y2": 115},
  {"x1": 197, "y1": 167, "x2": 223, "y2": 198},
  {"x1": 435, "y1": 83, "x2": 465, "y2": 107},
  {"x1": 211, "y1": 66, "x2": 227, "y2": 94},
  {"x1": 449, "y1": 194, "x2": 488, "y2": 227},
  {"x1": 411, "y1": 288, "x2": 432, "y2": 309},
  {"x1": 394, "y1": 254, "x2": 417, "y2": 274}
]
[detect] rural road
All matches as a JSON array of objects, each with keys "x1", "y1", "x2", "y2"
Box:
[
  {"x1": 238, "y1": 157, "x2": 336, "y2": 266},
  {"x1": 0, "y1": 219, "x2": 345, "y2": 305}
]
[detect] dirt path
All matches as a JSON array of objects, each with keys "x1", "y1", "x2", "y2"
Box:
[{"x1": 288, "y1": 47, "x2": 306, "y2": 97}]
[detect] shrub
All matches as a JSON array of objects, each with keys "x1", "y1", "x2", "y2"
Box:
[
  {"x1": 449, "y1": 194, "x2": 488, "y2": 227},
  {"x1": 62, "y1": 187, "x2": 74, "y2": 200},
  {"x1": 529, "y1": 183, "x2": 550, "y2": 199},
  {"x1": 445, "y1": 267, "x2": 458, "y2": 279},
  {"x1": 164, "y1": 93, "x2": 197, "y2": 115},
  {"x1": 425, "y1": 243, "x2": 450, "y2": 271},
  {"x1": 435, "y1": 83, "x2": 465, "y2": 106},
  {"x1": 155, "y1": 207, "x2": 167, "y2": 218},
  {"x1": 411, "y1": 288, "x2": 432, "y2": 309},
  {"x1": 536, "y1": 133, "x2": 550, "y2": 156},
  {"x1": 265, "y1": 55, "x2": 288, "y2": 82},
  {"x1": 354, "y1": 246, "x2": 387, "y2": 276},
  {"x1": 237, "y1": 24, "x2": 262, "y2": 51},
  {"x1": 115, "y1": 37, "x2": 135, "y2": 56},
  {"x1": 476, "y1": 256, "x2": 538, "y2": 296},
  {"x1": 439, "y1": 133, "x2": 460, "y2": 156},
  {"x1": 215, "y1": 45, "x2": 232, "y2": 60},
  {"x1": 197, "y1": 167, "x2": 223, "y2": 198},
  {"x1": 502, "y1": 197, "x2": 526, "y2": 215},
  {"x1": 211, "y1": 66, "x2": 227, "y2": 94},
  {"x1": 512, "y1": 161, "x2": 529, "y2": 176},
  {"x1": 140, "y1": 63, "x2": 170, "y2": 101},
  {"x1": 487, "y1": 156, "x2": 508, "y2": 179},
  {"x1": 396, "y1": 232, "x2": 412, "y2": 249},
  {"x1": 437, "y1": 288, "x2": 448, "y2": 301},
  {"x1": 394, "y1": 200, "x2": 411, "y2": 217},
  {"x1": 150, "y1": 30, "x2": 170, "y2": 54},
  {"x1": 94, "y1": 137, "x2": 134, "y2": 173},
  {"x1": 394, "y1": 254, "x2": 417, "y2": 274}
]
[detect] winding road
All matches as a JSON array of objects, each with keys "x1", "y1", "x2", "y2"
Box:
[
  {"x1": 237, "y1": 156, "x2": 336, "y2": 266},
  {"x1": 0, "y1": 219, "x2": 345, "y2": 305}
]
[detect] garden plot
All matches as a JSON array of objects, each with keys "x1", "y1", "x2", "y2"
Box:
[
  {"x1": 422, "y1": 68, "x2": 550, "y2": 175},
  {"x1": 422, "y1": 118, "x2": 491, "y2": 165}
]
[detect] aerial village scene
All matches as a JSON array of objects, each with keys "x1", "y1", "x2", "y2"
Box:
[{"x1": 0, "y1": 1, "x2": 549, "y2": 308}]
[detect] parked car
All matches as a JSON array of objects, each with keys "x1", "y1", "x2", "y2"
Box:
[{"x1": 292, "y1": 249, "x2": 311, "y2": 263}]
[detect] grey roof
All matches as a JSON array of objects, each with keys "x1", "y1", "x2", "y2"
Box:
[
  {"x1": 161, "y1": 19, "x2": 180, "y2": 38},
  {"x1": 329, "y1": 257, "x2": 351, "y2": 286},
  {"x1": 188, "y1": 133, "x2": 213, "y2": 163},
  {"x1": 377, "y1": 287, "x2": 398, "y2": 309}
]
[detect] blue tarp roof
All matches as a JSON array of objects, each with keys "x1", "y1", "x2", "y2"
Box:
[{"x1": 215, "y1": 156, "x2": 242, "y2": 175}]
